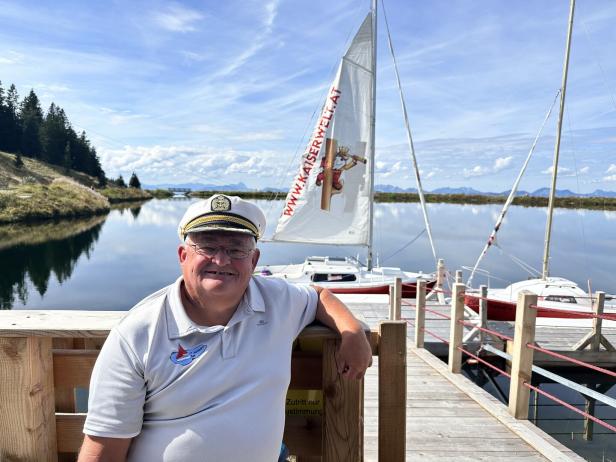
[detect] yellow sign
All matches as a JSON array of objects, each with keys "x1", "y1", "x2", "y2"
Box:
[{"x1": 285, "y1": 389, "x2": 323, "y2": 416}]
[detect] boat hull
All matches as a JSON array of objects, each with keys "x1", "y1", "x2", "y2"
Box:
[
  {"x1": 464, "y1": 294, "x2": 602, "y2": 321},
  {"x1": 324, "y1": 280, "x2": 436, "y2": 298}
]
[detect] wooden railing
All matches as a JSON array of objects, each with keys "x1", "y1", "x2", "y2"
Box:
[{"x1": 0, "y1": 311, "x2": 406, "y2": 462}]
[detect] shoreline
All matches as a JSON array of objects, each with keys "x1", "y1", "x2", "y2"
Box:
[{"x1": 190, "y1": 190, "x2": 616, "y2": 211}]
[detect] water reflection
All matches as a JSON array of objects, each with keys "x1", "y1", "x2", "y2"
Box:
[
  {"x1": 1, "y1": 199, "x2": 614, "y2": 309},
  {"x1": 0, "y1": 215, "x2": 105, "y2": 309}
]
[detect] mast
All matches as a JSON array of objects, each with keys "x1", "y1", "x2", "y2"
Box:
[
  {"x1": 367, "y1": 0, "x2": 377, "y2": 270},
  {"x1": 542, "y1": 0, "x2": 575, "y2": 280}
]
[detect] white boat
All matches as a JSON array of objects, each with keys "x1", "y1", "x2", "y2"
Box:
[
  {"x1": 465, "y1": 0, "x2": 616, "y2": 322},
  {"x1": 257, "y1": 1, "x2": 436, "y2": 296}
]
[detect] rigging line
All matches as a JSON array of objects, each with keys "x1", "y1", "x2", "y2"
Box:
[
  {"x1": 581, "y1": 20, "x2": 616, "y2": 113},
  {"x1": 380, "y1": 228, "x2": 426, "y2": 264},
  {"x1": 564, "y1": 112, "x2": 590, "y2": 282},
  {"x1": 467, "y1": 90, "x2": 561, "y2": 287},
  {"x1": 381, "y1": 0, "x2": 438, "y2": 267},
  {"x1": 494, "y1": 244, "x2": 541, "y2": 278}
]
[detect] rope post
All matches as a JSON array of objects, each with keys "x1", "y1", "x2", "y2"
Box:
[
  {"x1": 573, "y1": 291, "x2": 614, "y2": 351},
  {"x1": 414, "y1": 280, "x2": 426, "y2": 348},
  {"x1": 455, "y1": 270, "x2": 463, "y2": 284},
  {"x1": 508, "y1": 291, "x2": 538, "y2": 420},
  {"x1": 448, "y1": 283, "x2": 465, "y2": 374},
  {"x1": 378, "y1": 321, "x2": 407, "y2": 462},
  {"x1": 427, "y1": 258, "x2": 445, "y2": 303},
  {"x1": 591, "y1": 291, "x2": 605, "y2": 351},
  {"x1": 389, "y1": 277, "x2": 402, "y2": 321},
  {"x1": 479, "y1": 285, "x2": 488, "y2": 345}
]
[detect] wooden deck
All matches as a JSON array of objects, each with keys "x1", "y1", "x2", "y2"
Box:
[
  {"x1": 338, "y1": 293, "x2": 605, "y2": 461},
  {"x1": 2, "y1": 293, "x2": 608, "y2": 461}
]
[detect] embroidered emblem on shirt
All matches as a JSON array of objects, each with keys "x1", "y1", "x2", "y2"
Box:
[
  {"x1": 256, "y1": 319, "x2": 268, "y2": 326},
  {"x1": 170, "y1": 343, "x2": 207, "y2": 366}
]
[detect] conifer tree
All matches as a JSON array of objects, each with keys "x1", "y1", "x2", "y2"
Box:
[
  {"x1": 19, "y1": 90, "x2": 43, "y2": 158},
  {"x1": 116, "y1": 175, "x2": 127, "y2": 188},
  {"x1": 63, "y1": 142, "x2": 72, "y2": 172},
  {"x1": 129, "y1": 172, "x2": 141, "y2": 189},
  {"x1": 3, "y1": 84, "x2": 21, "y2": 153}
]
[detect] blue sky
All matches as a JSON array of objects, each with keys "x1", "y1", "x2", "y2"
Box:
[{"x1": 1, "y1": 0, "x2": 615, "y2": 192}]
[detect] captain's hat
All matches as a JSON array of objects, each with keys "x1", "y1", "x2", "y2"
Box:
[{"x1": 178, "y1": 194, "x2": 266, "y2": 241}]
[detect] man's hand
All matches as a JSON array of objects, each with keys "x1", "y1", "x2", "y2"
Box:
[
  {"x1": 313, "y1": 287, "x2": 373, "y2": 379},
  {"x1": 336, "y1": 328, "x2": 373, "y2": 379}
]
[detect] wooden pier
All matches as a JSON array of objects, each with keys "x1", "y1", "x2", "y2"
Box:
[
  {"x1": 337, "y1": 293, "x2": 596, "y2": 461},
  {"x1": 2, "y1": 286, "x2": 611, "y2": 460}
]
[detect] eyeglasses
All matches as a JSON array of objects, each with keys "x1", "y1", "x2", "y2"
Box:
[{"x1": 187, "y1": 243, "x2": 255, "y2": 260}]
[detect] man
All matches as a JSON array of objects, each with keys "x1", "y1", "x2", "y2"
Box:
[{"x1": 79, "y1": 194, "x2": 372, "y2": 462}]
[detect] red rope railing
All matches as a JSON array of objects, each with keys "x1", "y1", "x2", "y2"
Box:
[
  {"x1": 457, "y1": 346, "x2": 511, "y2": 378},
  {"x1": 525, "y1": 343, "x2": 616, "y2": 378},
  {"x1": 457, "y1": 319, "x2": 513, "y2": 342},
  {"x1": 524, "y1": 382, "x2": 616, "y2": 433}
]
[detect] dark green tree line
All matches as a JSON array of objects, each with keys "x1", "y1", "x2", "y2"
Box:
[{"x1": 0, "y1": 80, "x2": 106, "y2": 184}]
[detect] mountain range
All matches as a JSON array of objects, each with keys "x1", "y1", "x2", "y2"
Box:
[{"x1": 143, "y1": 182, "x2": 616, "y2": 198}]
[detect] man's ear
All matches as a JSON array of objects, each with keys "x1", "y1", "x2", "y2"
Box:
[
  {"x1": 178, "y1": 244, "x2": 188, "y2": 263},
  {"x1": 251, "y1": 248, "x2": 260, "y2": 269}
]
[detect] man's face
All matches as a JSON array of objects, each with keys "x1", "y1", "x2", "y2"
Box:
[{"x1": 178, "y1": 231, "x2": 260, "y2": 307}]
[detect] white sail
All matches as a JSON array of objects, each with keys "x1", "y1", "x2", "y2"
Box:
[{"x1": 272, "y1": 14, "x2": 374, "y2": 245}]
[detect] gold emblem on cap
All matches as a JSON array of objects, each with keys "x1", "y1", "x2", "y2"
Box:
[{"x1": 211, "y1": 195, "x2": 231, "y2": 212}]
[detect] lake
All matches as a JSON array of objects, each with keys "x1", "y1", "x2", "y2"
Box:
[
  {"x1": 1, "y1": 198, "x2": 615, "y2": 460},
  {"x1": 2, "y1": 198, "x2": 614, "y2": 310}
]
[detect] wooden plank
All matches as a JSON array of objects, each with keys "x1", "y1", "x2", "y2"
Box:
[
  {"x1": 322, "y1": 339, "x2": 362, "y2": 462},
  {"x1": 0, "y1": 337, "x2": 57, "y2": 462},
  {"x1": 448, "y1": 283, "x2": 465, "y2": 373},
  {"x1": 52, "y1": 339, "x2": 77, "y2": 413},
  {"x1": 290, "y1": 353, "x2": 322, "y2": 389},
  {"x1": 53, "y1": 350, "x2": 98, "y2": 388},
  {"x1": 378, "y1": 321, "x2": 406, "y2": 462},
  {"x1": 509, "y1": 292, "x2": 537, "y2": 420},
  {"x1": 55, "y1": 413, "x2": 85, "y2": 453},
  {"x1": 414, "y1": 280, "x2": 426, "y2": 348},
  {"x1": 283, "y1": 416, "x2": 322, "y2": 459}
]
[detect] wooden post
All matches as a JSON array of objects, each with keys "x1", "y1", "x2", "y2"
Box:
[
  {"x1": 322, "y1": 339, "x2": 362, "y2": 462},
  {"x1": 508, "y1": 291, "x2": 538, "y2": 420},
  {"x1": 426, "y1": 258, "x2": 446, "y2": 303},
  {"x1": 389, "y1": 277, "x2": 402, "y2": 321},
  {"x1": 455, "y1": 270, "x2": 463, "y2": 284},
  {"x1": 572, "y1": 291, "x2": 614, "y2": 351},
  {"x1": 415, "y1": 280, "x2": 426, "y2": 348},
  {"x1": 479, "y1": 285, "x2": 488, "y2": 345},
  {"x1": 448, "y1": 283, "x2": 465, "y2": 374},
  {"x1": 378, "y1": 321, "x2": 406, "y2": 462},
  {"x1": 0, "y1": 337, "x2": 58, "y2": 462}
]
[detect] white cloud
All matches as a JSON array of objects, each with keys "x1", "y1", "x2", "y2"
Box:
[
  {"x1": 463, "y1": 156, "x2": 514, "y2": 178},
  {"x1": 0, "y1": 50, "x2": 24, "y2": 64},
  {"x1": 152, "y1": 4, "x2": 203, "y2": 33},
  {"x1": 606, "y1": 164, "x2": 616, "y2": 174},
  {"x1": 579, "y1": 166, "x2": 590, "y2": 174},
  {"x1": 98, "y1": 144, "x2": 289, "y2": 186},
  {"x1": 493, "y1": 156, "x2": 513, "y2": 172},
  {"x1": 603, "y1": 174, "x2": 616, "y2": 182}
]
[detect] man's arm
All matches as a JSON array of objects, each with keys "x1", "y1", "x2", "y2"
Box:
[
  {"x1": 313, "y1": 286, "x2": 373, "y2": 379},
  {"x1": 78, "y1": 435, "x2": 131, "y2": 462}
]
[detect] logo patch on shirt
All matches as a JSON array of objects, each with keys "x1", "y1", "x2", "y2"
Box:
[
  {"x1": 256, "y1": 319, "x2": 268, "y2": 326},
  {"x1": 170, "y1": 343, "x2": 207, "y2": 366}
]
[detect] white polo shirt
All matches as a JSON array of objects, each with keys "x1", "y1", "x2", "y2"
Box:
[{"x1": 84, "y1": 275, "x2": 318, "y2": 462}]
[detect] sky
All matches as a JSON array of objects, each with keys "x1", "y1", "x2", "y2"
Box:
[{"x1": 1, "y1": 0, "x2": 615, "y2": 193}]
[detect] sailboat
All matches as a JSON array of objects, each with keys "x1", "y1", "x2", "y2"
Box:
[
  {"x1": 256, "y1": 1, "x2": 436, "y2": 297},
  {"x1": 464, "y1": 0, "x2": 616, "y2": 323}
]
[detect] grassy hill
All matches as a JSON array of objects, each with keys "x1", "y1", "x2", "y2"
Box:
[{"x1": 0, "y1": 151, "x2": 153, "y2": 223}]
